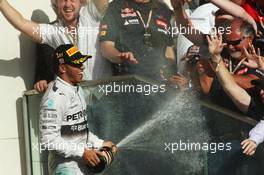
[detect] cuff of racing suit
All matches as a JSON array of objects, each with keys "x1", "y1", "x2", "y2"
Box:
[
  {"x1": 88, "y1": 132, "x2": 104, "y2": 149},
  {"x1": 92, "y1": 139, "x2": 104, "y2": 149},
  {"x1": 76, "y1": 146, "x2": 86, "y2": 158},
  {"x1": 249, "y1": 123, "x2": 264, "y2": 146},
  {"x1": 249, "y1": 135, "x2": 263, "y2": 146}
]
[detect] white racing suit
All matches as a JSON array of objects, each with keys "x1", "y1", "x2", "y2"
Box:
[{"x1": 39, "y1": 77, "x2": 104, "y2": 175}]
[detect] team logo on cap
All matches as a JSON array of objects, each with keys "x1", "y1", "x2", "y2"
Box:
[
  {"x1": 66, "y1": 47, "x2": 78, "y2": 57},
  {"x1": 72, "y1": 57, "x2": 87, "y2": 64}
]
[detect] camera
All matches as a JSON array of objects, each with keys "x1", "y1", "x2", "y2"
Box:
[{"x1": 186, "y1": 45, "x2": 201, "y2": 65}]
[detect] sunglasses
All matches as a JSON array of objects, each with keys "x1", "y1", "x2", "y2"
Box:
[{"x1": 225, "y1": 37, "x2": 245, "y2": 46}]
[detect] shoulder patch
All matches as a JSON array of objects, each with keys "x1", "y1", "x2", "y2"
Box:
[
  {"x1": 100, "y1": 31, "x2": 107, "y2": 36},
  {"x1": 52, "y1": 82, "x2": 58, "y2": 92}
]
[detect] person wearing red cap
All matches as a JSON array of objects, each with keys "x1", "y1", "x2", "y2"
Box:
[{"x1": 39, "y1": 44, "x2": 117, "y2": 175}]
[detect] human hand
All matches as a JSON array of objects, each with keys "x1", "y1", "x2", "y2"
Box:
[
  {"x1": 169, "y1": 74, "x2": 189, "y2": 90},
  {"x1": 247, "y1": 16, "x2": 258, "y2": 35},
  {"x1": 242, "y1": 45, "x2": 264, "y2": 70},
  {"x1": 83, "y1": 149, "x2": 103, "y2": 167},
  {"x1": 206, "y1": 34, "x2": 226, "y2": 62},
  {"x1": 34, "y1": 80, "x2": 48, "y2": 92},
  {"x1": 103, "y1": 141, "x2": 118, "y2": 155},
  {"x1": 241, "y1": 139, "x2": 257, "y2": 156},
  {"x1": 118, "y1": 52, "x2": 138, "y2": 64}
]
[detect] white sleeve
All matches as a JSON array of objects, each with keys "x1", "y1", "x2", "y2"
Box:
[
  {"x1": 39, "y1": 24, "x2": 68, "y2": 49},
  {"x1": 249, "y1": 120, "x2": 264, "y2": 146},
  {"x1": 39, "y1": 24, "x2": 56, "y2": 48},
  {"x1": 39, "y1": 95, "x2": 84, "y2": 158},
  {"x1": 88, "y1": 131, "x2": 104, "y2": 149},
  {"x1": 85, "y1": 1, "x2": 103, "y2": 22}
]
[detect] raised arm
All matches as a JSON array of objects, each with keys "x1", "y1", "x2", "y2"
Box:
[
  {"x1": 91, "y1": 0, "x2": 109, "y2": 15},
  {"x1": 209, "y1": 0, "x2": 257, "y2": 32},
  {"x1": 242, "y1": 45, "x2": 264, "y2": 71},
  {"x1": 207, "y1": 34, "x2": 251, "y2": 113},
  {"x1": 171, "y1": 0, "x2": 205, "y2": 45},
  {"x1": 0, "y1": 0, "x2": 41, "y2": 43}
]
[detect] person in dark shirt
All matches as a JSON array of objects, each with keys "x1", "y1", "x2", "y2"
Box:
[{"x1": 100, "y1": 0, "x2": 175, "y2": 80}]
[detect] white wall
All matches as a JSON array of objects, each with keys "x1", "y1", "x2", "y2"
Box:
[{"x1": 0, "y1": 0, "x2": 55, "y2": 174}]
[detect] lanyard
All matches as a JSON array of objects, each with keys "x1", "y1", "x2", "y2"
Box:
[
  {"x1": 67, "y1": 32, "x2": 78, "y2": 46},
  {"x1": 136, "y1": 10, "x2": 153, "y2": 30},
  {"x1": 229, "y1": 57, "x2": 247, "y2": 74},
  {"x1": 65, "y1": 26, "x2": 78, "y2": 46}
]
